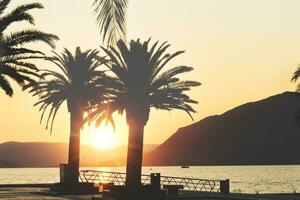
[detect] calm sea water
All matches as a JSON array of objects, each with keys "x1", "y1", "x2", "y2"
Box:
[{"x1": 0, "y1": 165, "x2": 299, "y2": 194}]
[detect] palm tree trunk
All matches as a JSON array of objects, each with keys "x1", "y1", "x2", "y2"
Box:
[
  {"x1": 125, "y1": 122, "x2": 144, "y2": 190},
  {"x1": 67, "y1": 104, "x2": 83, "y2": 183}
]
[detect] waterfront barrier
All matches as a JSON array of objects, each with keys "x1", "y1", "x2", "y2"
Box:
[{"x1": 79, "y1": 170, "x2": 229, "y2": 194}]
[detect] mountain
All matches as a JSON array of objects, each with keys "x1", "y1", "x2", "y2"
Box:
[
  {"x1": 143, "y1": 92, "x2": 300, "y2": 165},
  {"x1": 0, "y1": 160, "x2": 20, "y2": 167},
  {"x1": 0, "y1": 142, "x2": 158, "y2": 167}
]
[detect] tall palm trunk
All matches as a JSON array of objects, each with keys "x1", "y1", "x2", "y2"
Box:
[
  {"x1": 125, "y1": 121, "x2": 145, "y2": 190},
  {"x1": 67, "y1": 102, "x2": 83, "y2": 183}
]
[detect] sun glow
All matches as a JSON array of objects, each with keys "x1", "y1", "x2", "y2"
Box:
[{"x1": 88, "y1": 126, "x2": 118, "y2": 149}]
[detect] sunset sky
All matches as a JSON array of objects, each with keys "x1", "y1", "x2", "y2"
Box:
[{"x1": 0, "y1": 0, "x2": 297, "y2": 147}]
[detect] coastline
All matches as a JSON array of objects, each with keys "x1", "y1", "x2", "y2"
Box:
[{"x1": 0, "y1": 166, "x2": 299, "y2": 194}]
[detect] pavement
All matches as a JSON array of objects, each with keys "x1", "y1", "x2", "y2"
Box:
[
  {"x1": 0, "y1": 187, "x2": 96, "y2": 200},
  {"x1": 0, "y1": 187, "x2": 299, "y2": 200}
]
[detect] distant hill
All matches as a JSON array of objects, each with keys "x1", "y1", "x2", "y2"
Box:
[
  {"x1": 0, "y1": 142, "x2": 158, "y2": 167},
  {"x1": 0, "y1": 160, "x2": 20, "y2": 167},
  {"x1": 143, "y1": 92, "x2": 300, "y2": 165}
]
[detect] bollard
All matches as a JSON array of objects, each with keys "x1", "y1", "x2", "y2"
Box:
[
  {"x1": 220, "y1": 179, "x2": 230, "y2": 194},
  {"x1": 150, "y1": 173, "x2": 161, "y2": 191},
  {"x1": 59, "y1": 164, "x2": 69, "y2": 183}
]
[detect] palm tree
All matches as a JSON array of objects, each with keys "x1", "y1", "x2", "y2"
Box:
[
  {"x1": 25, "y1": 47, "x2": 108, "y2": 183},
  {"x1": 93, "y1": 0, "x2": 128, "y2": 46},
  {"x1": 291, "y1": 66, "x2": 300, "y2": 122},
  {"x1": 0, "y1": 0, "x2": 58, "y2": 96},
  {"x1": 291, "y1": 66, "x2": 300, "y2": 89},
  {"x1": 88, "y1": 39, "x2": 201, "y2": 190}
]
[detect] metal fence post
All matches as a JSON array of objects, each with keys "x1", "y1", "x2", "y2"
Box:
[
  {"x1": 150, "y1": 173, "x2": 161, "y2": 191},
  {"x1": 60, "y1": 164, "x2": 69, "y2": 183},
  {"x1": 220, "y1": 179, "x2": 230, "y2": 194}
]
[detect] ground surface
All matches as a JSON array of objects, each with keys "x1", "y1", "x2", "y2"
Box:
[
  {"x1": 0, "y1": 187, "x2": 94, "y2": 200},
  {"x1": 0, "y1": 187, "x2": 299, "y2": 200}
]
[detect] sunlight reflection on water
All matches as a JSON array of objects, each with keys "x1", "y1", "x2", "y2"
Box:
[{"x1": 0, "y1": 165, "x2": 299, "y2": 193}]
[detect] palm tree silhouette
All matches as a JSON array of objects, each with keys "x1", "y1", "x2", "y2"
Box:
[
  {"x1": 291, "y1": 66, "x2": 300, "y2": 121},
  {"x1": 88, "y1": 39, "x2": 201, "y2": 190},
  {"x1": 93, "y1": 0, "x2": 128, "y2": 46},
  {"x1": 0, "y1": 0, "x2": 58, "y2": 96},
  {"x1": 291, "y1": 66, "x2": 300, "y2": 87},
  {"x1": 25, "y1": 47, "x2": 107, "y2": 183}
]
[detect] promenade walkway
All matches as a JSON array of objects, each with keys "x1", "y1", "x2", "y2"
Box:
[{"x1": 0, "y1": 186, "x2": 299, "y2": 200}]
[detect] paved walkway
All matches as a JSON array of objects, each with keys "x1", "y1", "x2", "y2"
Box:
[
  {"x1": 0, "y1": 187, "x2": 299, "y2": 200},
  {"x1": 0, "y1": 187, "x2": 96, "y2": 200}
]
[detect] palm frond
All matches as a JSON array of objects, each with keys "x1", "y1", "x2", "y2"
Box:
[
  {"x1": 0, "y1": 64, "x2": 25, "y2": 84},
  {"x1": 0, "y1": 0, "x2": 10, "y2": 16},
  {"x1": 291, "y1": 65, "x2": 300, "y2": 82},
  {"x1": 93, "y1": 0, "x2": 128, "y2": 46},
  {"x1": 0, "y1": 1, "x2": 58, "y2": 97},
  {"x1": 89, "y1": 38, "x2": 200, "y2": 126},
  {"x1": 2, "y1": 30, "x2": 58, "y2": 48},
  {"x1": 0, "y1": 74, "x2": 12, "y2": 96},
  {"x1": 0, "y1": 3, "x2": 43, "y2": 32},
  {"x1": 28, "y1": 47, "x2": 109, "y2": 133}
]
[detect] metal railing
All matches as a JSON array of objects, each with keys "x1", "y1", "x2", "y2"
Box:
[{"x1": 79, "y1": 170, "x2": 223, "y2": 192}]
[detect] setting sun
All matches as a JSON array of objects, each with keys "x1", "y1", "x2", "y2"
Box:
[{"x1": 88, "y1": 126, "x2": 118, "y2": 150}]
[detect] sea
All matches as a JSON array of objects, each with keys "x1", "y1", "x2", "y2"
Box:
[{"x1": 0, "y1": 165, "x2": 299, "y2": 194}]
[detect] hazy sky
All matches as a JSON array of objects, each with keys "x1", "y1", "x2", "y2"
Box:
[{"x1": 0, "y1": 0, "x2": 297, "y2": 146}]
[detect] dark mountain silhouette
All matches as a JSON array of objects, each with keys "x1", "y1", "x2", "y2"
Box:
[
  {"x1": 0, "y1": 160, "x2": 20, "y2": 168},
  {"x1": 143, "y1": 92, "x2": 300, "y2": 165},
  {"x1": 0, "y1": 142, "x2": 157, "y2": 167}
]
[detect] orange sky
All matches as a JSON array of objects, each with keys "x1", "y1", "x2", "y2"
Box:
[{"x1": 0, "y1": 0, "x2": 297, "y2": 147}]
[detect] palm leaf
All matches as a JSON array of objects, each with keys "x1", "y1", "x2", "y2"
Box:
[
  {"x1": 89, "y1": 38, "x2": 200, "y2": 127},
  {"x1": 93, "y1": 0, "x2": 128, "y2": 46},
  {"x1": 2, "y1": 30, "x2": 58, "y2": 48},
  {"x1": 0, "y1": 0, "x2": 10, "y2": 16},
  {"x1": 0, "y1": 74, "x2": 12, "y2": 96},
  {"x1": 0, "y1": 3, "x2": 43, "y2": 32},
  {"x1": 28, "y1": 47, "x2": 109, "y2": 133}
]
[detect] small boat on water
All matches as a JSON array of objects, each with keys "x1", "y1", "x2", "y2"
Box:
[{"x1": 181, "y1": 166, "x2": 190, "y2": 168}]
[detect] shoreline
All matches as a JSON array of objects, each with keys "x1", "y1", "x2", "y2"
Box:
[
  {"x1": 0, "y1": 167, "x2": 298, "y2": 195},
  {"x1": 1, "y1": 164, "x2": 300, "y2": 168}
]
